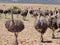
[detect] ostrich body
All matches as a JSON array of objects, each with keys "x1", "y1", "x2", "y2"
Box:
[
  {"x1": 29, "y1": 9, "x2": 34, "y2": 15},
  {"x1": 32, "y1": 9, "x2": 42, "y2": 17},
  {"x1": 21, "y1": 9, "x2": 28, "y2": 20},
  {"x1": 34, "y1": 12, "x2": 48, "y2": 42},
  {"x1": 44, "y1": 10, "x2": 50, "y2": 16},
  {"x1": 5, "y1": 19, "x2": 24, "y2": 32},
  {"x1": 12, "y1": 10, "x2": 21, "y2": 18},
  {"x1": 5, "y1": 10, "x2": 24, "y2": 45},
  {"x1": 3, "y1": 9, "x2": 11, "y2": 18},
  {"x1": 48, "y1": 8, "x2": 60, "y2": 38},
  {"x1": 49, "y1": 10, "x2": 53, "y2": 16},
  {"x1": 0, "y1": 9, "x2": 3, "y2": 17}
]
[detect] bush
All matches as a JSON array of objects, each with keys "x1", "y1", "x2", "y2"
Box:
[{"x1": 9, "y1": 6, "x2": 21, "y2": 10}]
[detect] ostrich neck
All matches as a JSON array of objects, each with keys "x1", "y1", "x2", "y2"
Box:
[
  {"x1": 35, "y1": 13, "x2": 40, "y2": 22},
  {"x1": 11, "y1": 11, "x2": 15, "y2": 24},
  {"x1": 49, "y1": 14, "x2": 51, "y2": 18},
  {"x1": 37, "y1": 15, "x2": 40, "y2": 21}
]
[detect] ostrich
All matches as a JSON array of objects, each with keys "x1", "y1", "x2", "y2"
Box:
[
  {"x1": 12, "y1": 9, "x2": 21, "y2": 18},
  {"x1": 54, "y1": 8, "x2": 58, "y2": 15},
  {"x1": 29, "y1": 9, "x2": 38, "y2": 17},
  {"x1": 49, "y1": 8, "x2": 60, "y2": 38},
  {"x1": 32, "y1": 8, "x2": 43, "y2": 18},
  {"x1": 33, "y1": 11, "x2": 38, "y2": 17},
  {"x1": 34, "y1": 12, "x2": 48, "y2": 42},
  {"x1": 49, "y1": 10, "x2": 53, "y2": 16},
  {"x1": 0, "y1": 9, "x2": 3, "y2": 17},
  {"x1": 21, "y1": 9, "x2": 28, "y2": 21},
  {"x1": 48, "y1": 9, "x2": 58, "y2": 38},
  {"x1": 5, "y1": 10, "x2": 24, "y2": 45},
  {"x1": 55, "y1": 10, "x2": 60, "y2": 32},
  {"x1": 3, "y1": 9, "x2": 11, "y2": 19},
  {"x1": 29, "y1": 8, "x2": 39, "y2": 17},
  {"x1": 44, "y1": 9, "x2": 50, "y2": 16},
  {"x1": 29, "y1": 9, "x2": 34, "y2": 15},
  {"x1": 48, "y1": 16, "x2": 58, "y2": 38}
]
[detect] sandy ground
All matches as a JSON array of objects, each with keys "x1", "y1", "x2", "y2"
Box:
[
  {"x1": 0, "y1": 3, "x2": 60, "y2": 45},
  {"x1": 0, "y1": 3, "x2": 60, "y2": 9}
]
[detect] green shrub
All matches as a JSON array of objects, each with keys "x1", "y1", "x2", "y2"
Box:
[{"x1": 9, "y1": 6, "x2": 21, "y2": 10}]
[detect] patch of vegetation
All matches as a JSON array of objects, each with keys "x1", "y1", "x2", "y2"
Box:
[{"x1": 9, "y1": 6, "x2": 21, "y2": 10}]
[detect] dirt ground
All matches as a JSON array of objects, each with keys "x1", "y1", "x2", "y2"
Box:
[{"x1": 0, "y1": 3, "x2": 60, "y2": 45}]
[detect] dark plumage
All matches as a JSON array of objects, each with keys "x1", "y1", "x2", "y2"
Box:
[
  {"x1": 0, "y1": 9, "x2": 3, "y2": 13},
  {"x1": 5, "y1": 20, "x2": 24, "y2": 32},
  {"x1": 0, "y1": 9, "x2": 3, "y2": 17},
  {"x1": 3, "y1": 9, "x2": 11, "y2": 18},
  {"x1": 12, "y1": 10, "x2": 21, "y2": 14},
  {"x1": 33, "y1": 11, "x2": 38, "y2": 17},
  {"x1": 32, "y1": 9, "x2": 42, "y2": 17},
  {"x1": 21, "y1": 9, "x2": 28, "y2": 17},
  {"x1": 21, "y1": 9, "x2": 28, "y2": 20},
  {"x1": 3, "y1": 9, "x2": 11, "y2": 14},
  {"x1": 44, "y1": 10, "x2": 49, "y2": 16},
  {"x1": 12, "y1": 10, "x2": 21, "y2": 18},
  {"x1": 29, "y1": 9, "x2": 34, "y2": 15},
  {"x1": 49, "y1": 10, "x2": 53, "y2": 16}
]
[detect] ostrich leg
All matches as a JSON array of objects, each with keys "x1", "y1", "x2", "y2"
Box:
[
  {"x1": 23, "y1": 16, "x2": 26, "y2": 21},
  {"x1": 52, "y1": 30, "x2": 55, "y2": 38},
  {"x1": 41, "y1": 33, "x2": 44, "y2": 42},
  {"x1": 14, "y1": 32, "x2": 18, "y2": 45},
  {"x1": 0, "y1": 13, "x2": 1, "y2": 17},
  {"x1": 5, "y1": 14, "x2": 7, "y2": 19}
]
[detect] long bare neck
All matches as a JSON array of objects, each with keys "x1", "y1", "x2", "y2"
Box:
[
  {"x1": 54, "y1": 9, "x2": 57, "y2": 15},
  {"x1": 11, "y1": 10, "x2": 15, "y2": 24},
  {"x1": 36, "y1": 13, "x2": 40, "y2": 21}
]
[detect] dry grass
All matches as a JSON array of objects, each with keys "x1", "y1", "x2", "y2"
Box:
[
  {"x1": 0, "y1": 3, "x2": 60, "y2": 10},
  {"x1": 0, "y1": 3, "x2": 60, "y2": 45}
]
